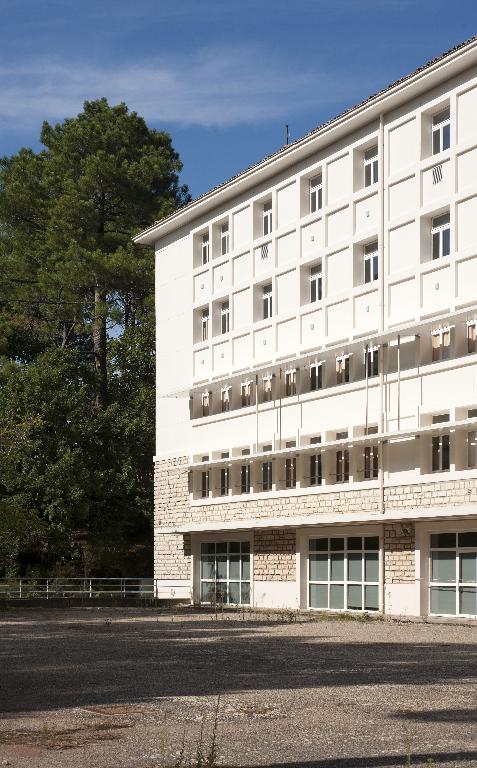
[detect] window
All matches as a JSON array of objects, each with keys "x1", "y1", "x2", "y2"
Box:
[
  {"x1": 263, "y1": 284, "x2": 272, "y2": 319},
  {"x1": 310, "y1": 264, "x2": 322, "y2": 303},
  {"x1": 241, "y1": 380, "x2": 252, "y2": 407},
  {"x1": 364, "y1": 241, "x2": 379, "y2": 283},
  {"x1": 220, "y1": 301, "x2": 230, "y2": 334},
  {"x1": 310, "y1": 449, "x2": 322, "y2": 486},
  {"x1": 201, "y1": 309, "x2": 209, "y2": 341},
  {"x1": 432, "y1": 422, "x2": 450, "y2": 472},
  {"x1": 429, "y1": 532, "x2": 477, "y2": 616},
  {"x1": 432, "y1": 107, "x2": 450, "y2": 155},
  {"x1": 202, "y1": 233, "x2": 210, "y2": 265},
  {"x1": 310, "y1": 174, "x2": 323, "y2": 213},
  {"x1": 262, "y1": 376, "x2": 273, "y2": 402},
  {"x1": 366, "y1": 347, "x2": 379, "y2": 378},
  {"x1": 308, "y1": 535, "x2": 380, "y2": 611},
  {"x1": 220, "y1": 466, "x2": 229, "y2": 496},
  {"x1": 263, "y1": 202, "x2": 272, "y2": 236},
  {"x1": 200, "y1": 541, "x2": 250, "y2": 605},
  {"x1": 467, "y1": 323, "x2": 476, "y2": 354},
  {"x1": 364, "y1": 146, "x2": 378, "y2": 187},
  {"x1": 336, "y1": 355, "x2": 350, "y2": 385},
  {"x1": 364, "y1": 445, "x2": 379, "y2": 479},
  {"x1": 262, "y1": 460, "x2": 272, "y2": 491},
  {"x1": 201, "y1": 470, "x2": 210, "y2": 498},
  {"x1": 285, "y1": 457, "x2": 296, "y2": 489},
  {"x1": 336, "y1": 450, "x2": 349, "y2": 483},
  {"x1": 221, "y1": 223, "x2": 229, "y2": 256},
  {"x1": 432, "y1": 213, "x2": 450, "y2": 260},
  {"x1": 241, "y1": 462, "x2": 251, "y2": 494},
  {"x1": 285, "y1": 369, "x2": 296, "y2": 397},
  {"x1": 201, "y1": 391, "x2": 210, "y2": 417},
  {"x1": 221, "y1": 386, "x2": 231, "y2": 412},
  {"x1": 431, "y1": 328, "x2": 451, "y2": 362},
  {"x1": 310, "y1": 362, "x2": 323, "y2": 391}
]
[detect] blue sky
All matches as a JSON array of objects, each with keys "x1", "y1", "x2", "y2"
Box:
[{"x1": 1, "y1": 0, "x2": 477, "y2": 199}]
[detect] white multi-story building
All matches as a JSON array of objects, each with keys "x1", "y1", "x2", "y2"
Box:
[{"x1": 135, "y1": 38, "x2": 477, "y2": 618}]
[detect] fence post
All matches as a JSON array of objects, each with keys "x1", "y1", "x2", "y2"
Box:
[
  {"x1": 19, "y1": 578, "x2": 22, "y2": 599},
  {"x1": 46, "y1": 579, "x2": 49, "y2": 601},
  {"x1": 89, "y1": 579, "x2": 92, "y2": 599}
]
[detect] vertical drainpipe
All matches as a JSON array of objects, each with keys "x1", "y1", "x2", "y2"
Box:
[
  {"x1": 397, "y1": 334, "x2": 401, "y2": 430},
  {"x1": 255, "y1": 373, "x2": 259, "y2": 453},
  {"x1": 279, "y1": 367, "x2": 282, "y2": 449},
  {"x1": 379, "y1": 111, "x2": 386, "y2": 614}
]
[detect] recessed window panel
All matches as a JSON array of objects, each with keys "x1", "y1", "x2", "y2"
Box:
[
  {"x1": 460, "y1": 587, "x2": 477, "y2": 615},
  {"x1": 348, "y1": 553, "x2": 362, "y2": 582},
  {"x1": 430, "y1": 586, "x2": 456, "y2": 615},
  {"x1": 347, "y1": 584, "x2": 362, "y2": 610},
  {"x1": 330, "y1": 537, "x2": 345, "y2": 552},
  {"x1": 200, "y1": 541, "x2": 251, "y2": 606},
  {"x1": 431, "y1": 552, "x2": 456, "y2": 583},
  {"x1": 430, "y1": 532, "x2": 456, "y2": 548},
  {"x1": 364, "y1": 585, "x2": 379, "y2": 611},
  {"x1": 330, "y1": 553, "x2": 345, "y2": 582},
  {"x1": 348, "y1": 537, "x2": 362, "y2": 550},
  {"x1": 330, "y1": 584, "x2": 344, "y2": 609},
  {"x1": 364, "y1": 536, "x2": 380, "y2": 551},
  {"x1": 460, "y1": 553, "x2": 477, "y2": 584},
  {"x1": 365, "y1": 553, "x2": 379, "y2": 583},
  {"x1": 310, "y1": 554, "x2": 328, "y2": 582},
  {"x1": 429, "y1": 531, "x2": 477, "y2": 617},
  {"x1": 310, "y1": 584, "x2": 328, "y2": 609},
  {"x1": 310, "y1": 538, "x2": 328, "y2": 552},
  {"x1": 459, "y1": 532, "x2": 477, "y2": 548}
]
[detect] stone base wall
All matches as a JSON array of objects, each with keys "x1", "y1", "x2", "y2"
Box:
[
  {"x1": 383, "y1": 523, "x2": 415, "y2": 583},
  {"x1": 153, "y1": 457, "x2": 190, "y2": 580},
  {"x1": 254, "y1": 529, "x2": 296, "y2": 581}
]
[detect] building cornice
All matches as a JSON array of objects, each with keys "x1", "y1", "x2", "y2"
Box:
[{"x1": 135, "y1": 36, "x2": 477, "y2": 246}]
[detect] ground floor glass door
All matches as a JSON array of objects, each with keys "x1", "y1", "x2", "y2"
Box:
[
  {"x1": 429, "y1": 532, "x2": 477, "y2": 616},
  {"x1": 200, "y1": 541, "x2": 250, "y2": 605}
]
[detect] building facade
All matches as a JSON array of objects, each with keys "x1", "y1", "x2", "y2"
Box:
[{"x1": 135, "y1": 38, "x2": 477, "y2": 618}]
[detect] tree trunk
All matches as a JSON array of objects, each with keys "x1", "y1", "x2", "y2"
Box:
[{"x1": 93, "y1": 284, "x2": 107, "y2": 408}]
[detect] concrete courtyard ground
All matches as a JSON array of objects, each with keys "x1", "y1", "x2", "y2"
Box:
[{"x1": 0, "y1": 608, "x2": 476, "y2": 768}]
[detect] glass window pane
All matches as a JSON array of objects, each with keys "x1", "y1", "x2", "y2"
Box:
[
  {"x1": 201, "y1": 557, "x2": 215, "y2": 580},
  {"x1": 460, "y1": 553, "x2": 477, "y2": 584},
  {"x1": 442, "y1": 123, "x2": 450, "y2": 151},
  {"x1": 228, "y1": 582, "x2": 240, "y2": 604},
  {"x1": 459, "y1": 587, "x2": 476, "y2": 615},
  {"x1": 229, "y1": 555, "x2": 241, "y2": 580},
  {"x1": 364, "y1": 536, "x2": 379, "y2": 551},
  {"x1": 348, "y1": 537, "x2": 362, "y2": 550},
  {"x1": 432, "y1": 231, "x2": 440, "y2": 259},
  {"x1": 459, "y1": 532, "x2": 477, "y2": 548},
  {"x1": 430, "y1": 533, "x2": 456, "y2": 548},
  {"x1": 229, "y1": 541, "x2": 240, "y2": 554},
  {"x1": 364, "y1": 585, "x2": 379, "y2": 611},
  {"x1": 310, "y1": 584, "x2": 328, "y2": 609},
  {"x1": 241, "y1": 582, "x2": 250, "y2": 605},
  {"x1": 432, "y1": 130, "x2": 440, "y2": 155},
  {"x1": 347, "y1": 584, "x2": 362, "y2": 610},
  {"x1": 348, "y1": 553, "x2": 362, "y2": 582},
  {"x1": 216, "y1": 542, "x2": 227, "y2": 554},
  {"x1": 330, "y1": 537, "x2": 345, "y2": 551},
  {"x1": 241, "y1": 541, "x2": 250, "y2": 554},
  {"x1": 431, "y1": 551, "x2": 456, "y2": 583},
  {"x1": 364, "y1": 164, "x2": 371, "y2": 187},
  {"x1": 330, "y1": 553, "x2": 344, "y2": 581},
  {"x1": 216, "y1": 556, "x2": 227, "y2": 580},
  {"x1": 310, "y1": 538, "x2": 328, "y2": 552},
  {"x1": 202, "y1": 542, "x2": 215, "y2": 554},
  {"x1": 201, "y1": 582, "x2": 214, "y2": 602},
  {"x1": 241, "y1": 556, "x2": 250, "y2": 581},
  {"x1": 215, "y1": 583, "x2": 227, "y2": 604},
  {"x1": 330, "y1": 584, "x2": 344, "y2": 609},
  {"x1": 365, "y1": 553, "x2": 379, "y2": 583},
  {"x1": 310, "y1": 554, "x2": 328, "y2": 582},
  {"x1": 442, "y1": 228, "x2": 450, "y2": 257},
  {"x1": 430, "y1": 586, "x2": 456, "y2": 615}
]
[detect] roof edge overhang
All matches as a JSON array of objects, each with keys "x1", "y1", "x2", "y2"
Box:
[
  {"x1": 157, "y1": 504, "x2": 477, "y2": 535},
  {"x1": 135, "y1": 37, "x2": 477, "y2": 247}
]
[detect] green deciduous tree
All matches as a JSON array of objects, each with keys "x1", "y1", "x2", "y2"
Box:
[{"x1": 0, "y1": 99, "x2": 189, "y2": 577}]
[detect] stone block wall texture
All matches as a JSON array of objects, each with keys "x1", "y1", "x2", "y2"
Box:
[
  {"x1": 383, "y1": 523, "x2": 415, "y2": 583},
  {"x1": 254, "y1": 529, "x2": 296, "y2": 581},
  {"x1": 154, "y1": 456, "x2": 190, "y2": 579}
]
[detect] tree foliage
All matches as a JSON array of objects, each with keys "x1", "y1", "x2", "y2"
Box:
[{"x1": 0, "y1": 99, "x2": 189, "y2": 577}]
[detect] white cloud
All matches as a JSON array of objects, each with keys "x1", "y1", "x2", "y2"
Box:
[{"x1": 0, "y1": 45, "x2": 368, "y2": 129}]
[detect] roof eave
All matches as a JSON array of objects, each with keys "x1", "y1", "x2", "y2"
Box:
[{"x1": 134, "y1": 37, "x2": 477, "y2": 247}]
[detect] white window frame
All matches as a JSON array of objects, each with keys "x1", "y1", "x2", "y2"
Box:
[
  {"x1": 241, "y1": 380, "x2": 253, "y2": 407},
  {"x1": 336, "y1": 354, "x2": 351, "y2": 385},
  {"x1": 309, "y1": 174, "x2": 323, "y2": 213},
  {"x1": 220, "y1": 301, "x2": 230, "y2": 334},
  {"x1": 309, "y1": 361, "x2": 324, "y2": 392},
  {"x1": 364, "y1": 240, "x2": 379, "y2": 284},
  {"x1": 432, "y1": 213, "x2": 450, "y2": 260},
  {"x1": 285, "y1": 368, "x2": 297, "y2": 397},
  {"x1": 220, "y1": 385, "x2": 231, "y2": 412},
  {"x1": 199, "y1": 540, "x2": 251, "y2": 606},
  {"x1": 220, "y1": 222, "x2": 229, "y2": 256},
  {"x1": 432, "y1": 107, "x2": 450, "y2": 155},
  {"x1": 428, "y1": 530, "x2": 477, "y2": 617},
  {"x1": 364, "y1": 146, "x2": 378, "y2": 187},
  {"x1": 262, "y1": 460, "x2": 273, "y2": 491},
  {"x1": 309, "y1": 452, "x2": 322, "y2": 486},
  {"x1": 310, "y1": 264, "x2": 322, "y2": 303},
  {"x1": 364, "y1": 444, "x2": 379, "y2": 480},
  {"x1": 335, "y1": 448, "x2": 350, "y2": 483},
  {"x1": 202, "y1": 233, "x2": 210, "y2": 265},
  {"x1": 467, "y1": 321, "x2": 476, "y2": 354},
  {"x1": 240, "y1": 463, "x2": 251, "y2": 494},
  {"x1": 263, "y1": 284, "x2": 272, "y2": 320},
  {"x1": 263, "y1": 202, "x2": 272, "y2": 236},
  {"x1": 262, "y1": 375, "x2": 273, "y2": 402},
  {"x1": 201, "y1": 391, "x2": 210, "y2": 417},
  {"x1": 201, "y1": 308, "x2": 209, "y2": 341},
  {"x1": 432, "y1": 432, "x2": 450, "y2": 472},
  {"x1": 201, "y1": 469, "x2": 210, "y2": 498},
  {"x1": 431, "y1": 326, "x2": 452, "y2": 362},
  {"x1": 365, "y1": 346, "x2": 379, "y2": 378}
]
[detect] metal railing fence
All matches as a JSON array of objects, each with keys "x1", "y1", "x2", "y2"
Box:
[{"x1": 0, "y1": 577, "x2": 156, "y2": 599}]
